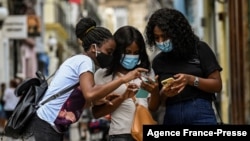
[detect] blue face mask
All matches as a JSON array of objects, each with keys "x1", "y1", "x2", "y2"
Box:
[
  {"x1": 120, "y1": 54, "x2": 139, "y2": 70},
  {"x1": 155, "y1": 39, "x2": 173, "y2": 52}
]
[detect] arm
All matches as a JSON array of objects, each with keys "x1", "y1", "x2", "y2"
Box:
[
  {"x1": 184, "y1": 70, "x2": 222, "y2": 93},
  {"x1": 80, "y1": 67, "x2": 148, "y2": 102},
  {"x1": 92, "y1": 83, "x2": 139, "y2": 118},
  {"x1": 160, "y1": 70, "x2": 222, "y2": 97},
  {"x1": 140, "y1": 75, "x2": 160, "y2": 112},
  {"x1": 92, "y1": 94, "x2": 125, "y2": 118}
]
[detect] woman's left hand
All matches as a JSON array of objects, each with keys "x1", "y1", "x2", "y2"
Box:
[
  {"x1": 160, "y1": 73, "x2": 188, "y2": 97},
  {"x1": 160, "y1": 83, "x2": 179, "y2": 97},
  {"x1": 140, "y1": 75, "x2": 159, "y2": 94},
  {"x1": 171, "y1": 73, "x2": 188, "y2": 93},
  {"x1": 92, "y1": 93, "x2": 120, "y2": 106}
]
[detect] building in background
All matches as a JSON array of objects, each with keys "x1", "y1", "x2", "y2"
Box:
[
  {"x1": 0, "y1": 0, "x2": 9, "y2": 87},
  {"x1": 97, "y1": 0, "x2": 148, "y2": 33}
]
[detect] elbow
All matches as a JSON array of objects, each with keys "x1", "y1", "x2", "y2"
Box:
[
  {"x1": 215, "y1": 77, "x2": 223, "y2": 93},
  {"x1": 84, "y1": 92, "x2": 96, "y2": 102},
  {"x1": 148, "y1": 104, "x2": 160, "y2": 112},
  {"x1": 215, "y1": 83, "x2": 223, "y2": 93},
  {"x1": 148, "y1": 96, "x2": 161, "y2": 112},
  {"x1": 216, "y1": 87, "x2": 222, "y2": 93},
  {"x1": 91, "y1": 105, "x2": 108, "y2": 119},
  {"x1": 92, "y1": 112, "x2": 102, "y2": 119},
  {"x1": 149, "y1": 107, "x2": 158, "y2": 112},
  {"x1": 91, "y1": 108, "x2": 102, "y2": 119}
]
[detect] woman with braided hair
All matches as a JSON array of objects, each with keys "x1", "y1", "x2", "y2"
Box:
[
  {"x1": 145, "y1": 8, "x2": 222, "y2": 125},
  {"x1": 24, "y1": 17, "x2": 147, "y2": 141}
]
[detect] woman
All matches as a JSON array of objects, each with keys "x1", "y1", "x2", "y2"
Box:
[
  {"x1": 25, "y1": 18, "x2": 147, "y2": 141},
  {"x1": 92, "y1": 26, "x2": 160, "y2": 141},
  {"x1": 3, "y1": 79, "x2": 19, "y2": 119},
  {"x1": 145, "y1": 8, "x2": 222, "y2": 125}
]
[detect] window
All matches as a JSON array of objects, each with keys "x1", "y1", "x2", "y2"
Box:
[{"x1": 114, "y1": 7, "x2": 127, "y2": 31}]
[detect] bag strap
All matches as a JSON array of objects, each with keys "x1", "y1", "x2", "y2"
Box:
[
  {"x1": 212, "y1": 99, "x2": 224, "y2": 124},
  {"x1": 36, "y1": 70, "x2": 56, "y2": 81},
  {"x1": 36, "y1": 82, "x2": 79, "y2": 108}
]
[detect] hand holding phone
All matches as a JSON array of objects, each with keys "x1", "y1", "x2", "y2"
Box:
[
  {"x1": 140, "y1": 72, "x2": 155, "y2": 84},
  {"x1": 161, "y1": 77, "x2": 175, "y2": 87},
  {"x1": 141, "y1": 76, "x2": 149, "y2": 83}
]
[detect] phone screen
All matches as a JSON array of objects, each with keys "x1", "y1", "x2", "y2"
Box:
[
  {"x1": 136, "y1": 88, "x2": 149, "y2": 98},
  {"x1": 141, "y1": 76, "x2": 149, "y2": 83}
]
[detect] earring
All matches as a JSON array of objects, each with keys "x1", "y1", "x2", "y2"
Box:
[{"x1": 137, "y1": 60, "x2": 141, "y2": 65}]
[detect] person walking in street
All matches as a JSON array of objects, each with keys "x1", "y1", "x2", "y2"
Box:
[
  {"x1": 2, "y1": 79, "x2": 20, "y2": 141},
  {"x1": 92, "y1": 25, "x2": 160, "y2": 141},
  {"x1": 145, "y1": 8, "x2": 223, "y2": 125},
  {"x1": 3, "y1": 79, "x2": 20, "y2": 119},
  {"x1": 24, "y1": 17, "x2": 147, "y2": 141}
]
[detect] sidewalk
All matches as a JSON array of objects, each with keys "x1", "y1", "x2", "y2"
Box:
[{"x1": 0, "y1": 125, "x2": 90, "y2": 141}]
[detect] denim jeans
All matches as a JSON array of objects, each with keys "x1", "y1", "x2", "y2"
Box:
[
  {"x1": 109, "y1": 134, "x2": 135, "y2": 141},
  {"x1": 25, "y1": 114, "x2": 64, "y2": 141},
  {"x1": 163, "y1": 98, "x2": 217, "y2": 125}
]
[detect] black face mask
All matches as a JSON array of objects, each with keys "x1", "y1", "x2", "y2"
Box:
[{"x1": 96, "y1": 52, "x2": 113, "y2": 68}]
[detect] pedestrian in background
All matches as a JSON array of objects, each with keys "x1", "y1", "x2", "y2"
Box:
[
  {"x1": 145, "y1": 8, "x2": 222, "y2": 125},
  {"x1": 0, "y1": 82, "x2": 7, "y2": 129},
  {"x1": 24, "y1": 17, "x2": 147, "y2": 141},
  {"x1": 3, "y1": 79, "x2": 20, "y2": 119},
  {"x1": 92, "y1": 25, "x2": 160, "y2": 141},
  {"x1": 0, "y1": 83, "x2": 6, "y2": 105}
]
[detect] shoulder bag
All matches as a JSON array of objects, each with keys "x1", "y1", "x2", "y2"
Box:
[{"x1": 131, "y1": 97, "x2": 157, "y2": 141}]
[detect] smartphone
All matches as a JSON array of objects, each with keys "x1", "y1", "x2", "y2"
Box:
[
  {"x1": 161, "y1": 77, "x2": 175, "y2": 87},
  {"x1": 141, "y1": 76, "x2": 149, "y2": 83},
  {"x1": 136, "y1": 88, "x2": 149, "y2": 98}
]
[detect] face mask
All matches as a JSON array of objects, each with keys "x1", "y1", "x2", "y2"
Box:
[
  {"x1": 120, "y1": 54, "x2": 139, "y2": 70},
  {"x1": 155, "y1": 39, "x2": 173, "y2": 52},
  {"x1": 94, "y1": 44, "x2": 113, "y2": 68}
]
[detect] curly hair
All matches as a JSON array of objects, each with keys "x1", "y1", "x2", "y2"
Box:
[
  {"x1": 145, "y1": 8, "x2": 200, "y2": 60},
  {"x1": 105, "y1": 25, "x2": 151, "y2": 77},
  {"x1": 75, "y1": 17, "x2": 113, "y2": 51}
]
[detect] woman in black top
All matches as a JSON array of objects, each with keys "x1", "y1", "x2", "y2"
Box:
[{"x1": 145, "y1": 8, "x2": 222, "y2": 125}]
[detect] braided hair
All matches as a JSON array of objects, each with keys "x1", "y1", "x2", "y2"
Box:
[
  {"x1": 145, "y1": 8, "x2": 200, "y2": 60},
  {"x1": 75, "y1": 17, "x2": 113, "y2": 51}
]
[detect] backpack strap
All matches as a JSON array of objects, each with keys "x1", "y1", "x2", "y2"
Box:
[{"x1": 36, "y1": 82, "x2": 79, "y2": 108}]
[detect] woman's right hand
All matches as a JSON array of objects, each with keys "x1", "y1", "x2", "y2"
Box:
[
  {"x1": 122, "y1": 83, "x2": 139, "y2": 99},
  {"x1": 122, "y1": 68, "x2": 148, "y2": 83}
]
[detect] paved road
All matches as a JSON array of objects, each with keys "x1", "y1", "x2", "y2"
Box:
[{"x1": 0, "y1": 123, "x2": 91, "y2": 141}]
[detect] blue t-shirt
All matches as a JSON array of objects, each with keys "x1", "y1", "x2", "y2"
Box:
[{"x1": 37, "y1": 54, "x2": 95, "y2": 132}]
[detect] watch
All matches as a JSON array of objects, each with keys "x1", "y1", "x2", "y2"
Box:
[{"x1": 194, "y1": 77, "x2": 199, "y2": 87}]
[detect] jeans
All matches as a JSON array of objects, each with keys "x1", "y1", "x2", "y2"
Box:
[
  {"x1": 109, "y1": 134, "x2": 135, "y2": 141},
  {"x1": 25, "y1": 114, "x2": 64, "y2": 141},
  {"x1": 163, "y1": 98, "x2": 217, "y2": 125}
]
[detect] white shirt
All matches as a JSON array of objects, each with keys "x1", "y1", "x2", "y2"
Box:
[
  {"x1": 3, "y1": 88, "x2": 20, "y2": 111},
  {"x1": 94, "y1": 68, "x2": 155, "y2": 135},
  {"x1": 37, "y1": 54, "x2": 95, "y2": 132}
]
